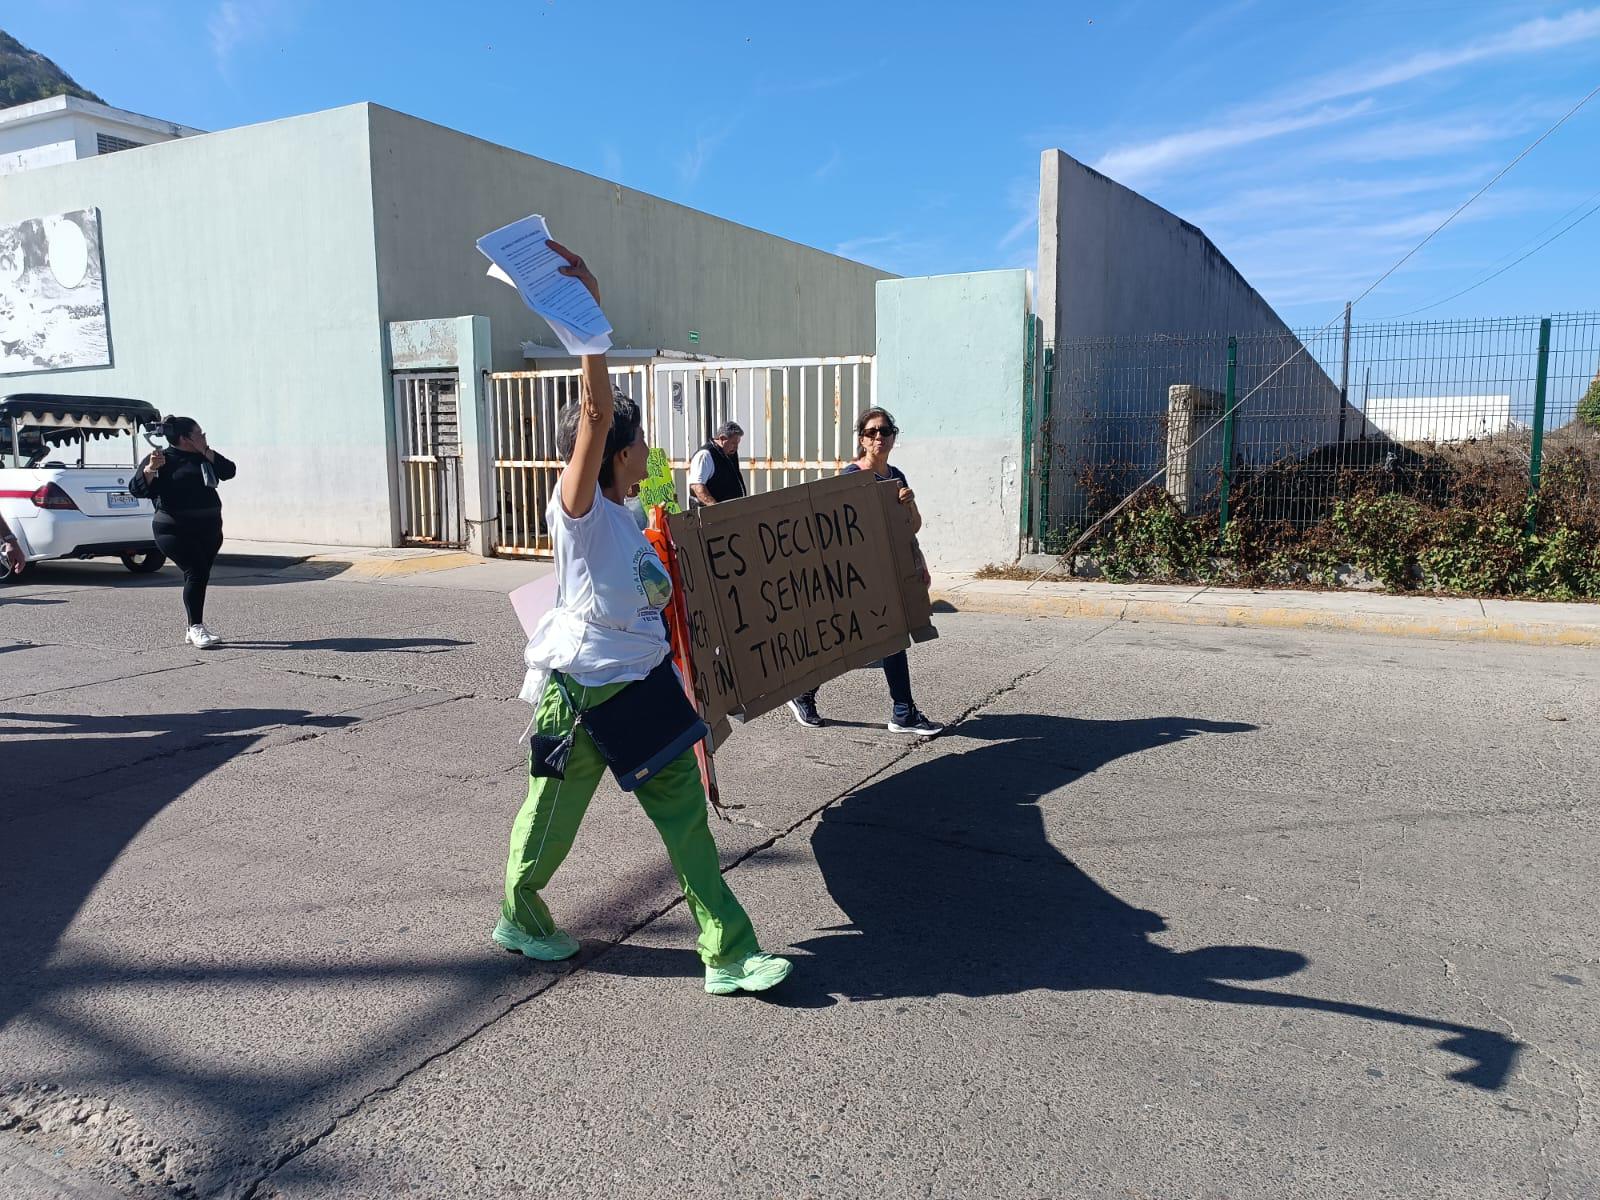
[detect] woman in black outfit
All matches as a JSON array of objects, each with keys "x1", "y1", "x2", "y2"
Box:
[{"x1": 129, "y1": 416, "x2": 236, "y2": 648}]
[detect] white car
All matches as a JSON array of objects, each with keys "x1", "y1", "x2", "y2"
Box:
[{"x1": 0, "y1": 394, "x2": 167, "y2": 581}]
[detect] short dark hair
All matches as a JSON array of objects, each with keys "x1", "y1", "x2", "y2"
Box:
[
  {"x1": 556, "y1": 388, "x2": 642, "y2": 489},
  {"x1": 162, "y1": 415, "x2": 199, "y2": 444}
]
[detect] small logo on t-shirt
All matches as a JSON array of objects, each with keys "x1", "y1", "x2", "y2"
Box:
[{"x1": 636, "y1": 551, "x2": 673, "y2": 612}]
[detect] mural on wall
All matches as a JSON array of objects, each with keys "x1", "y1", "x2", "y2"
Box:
[{"x1": 0, "y1": 208, "x2": 110, "y2": 375}]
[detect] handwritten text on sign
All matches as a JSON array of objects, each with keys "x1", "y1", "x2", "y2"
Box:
[{"x1": 668, "y1": 472, "x2": 930, "y2": 726}]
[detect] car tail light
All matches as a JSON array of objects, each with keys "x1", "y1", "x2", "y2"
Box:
[{"x1": 31, "y1": 483, "x2": 79, "y2": 511}]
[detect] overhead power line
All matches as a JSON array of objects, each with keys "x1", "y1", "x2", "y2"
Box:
[{"x1": 1383, "y1": 188, "x2": 1600, "y2": 318}]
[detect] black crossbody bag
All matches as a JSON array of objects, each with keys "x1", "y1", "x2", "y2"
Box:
[{"x1": 530, "y1": 658, "x2": 709, "y2": 792}]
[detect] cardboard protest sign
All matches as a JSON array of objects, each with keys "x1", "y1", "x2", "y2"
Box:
[{"x1": 667, "y1": 471, "x2": 936, "y2": 729}]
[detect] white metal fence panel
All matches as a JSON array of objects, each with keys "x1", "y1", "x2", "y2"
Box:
[
  {"x1": 393, "y1": 372, "x2": 464, "y2": 546},
  {"x1": 649, "y1": 356, "x2": 874, "y2": 496},
  {"x1": 489, "y1": 365, "x2": 647, "y2": 557},
  {"x1": 487, "y1": 356, "x2": 873, "y2": 558}
]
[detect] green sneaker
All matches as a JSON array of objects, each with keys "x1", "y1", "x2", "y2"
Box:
[
  {"x1": 492, "y1": 916, "x2": 580, "y2": 962},
  {"x1": 704, "y1": 952, "x2": 793, "y2": 995}
]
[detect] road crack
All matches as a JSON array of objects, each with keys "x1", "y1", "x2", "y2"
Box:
[
  {"x1": 238, "y1": 649, "x2": 1074, "y2": 1195},
  {"x1": 1431, "y1": 949, "x2": 1589, "y2": 1200}
]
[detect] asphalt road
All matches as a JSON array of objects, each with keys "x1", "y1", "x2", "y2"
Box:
[{"x1": 2, "y1": 555, "x2": 1597, "y2": 1199}]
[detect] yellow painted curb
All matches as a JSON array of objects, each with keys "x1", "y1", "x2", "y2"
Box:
[
  {"x1": 316, "y1": 552, "x2": 485, "y2": 580},
  {"x1": 931, "y1": 589, "x2": 1600, "y2": 648}
]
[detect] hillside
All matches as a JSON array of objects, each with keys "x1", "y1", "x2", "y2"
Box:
[{"x1": 0, "y1": 29, "x2": 104, "y2": 108}]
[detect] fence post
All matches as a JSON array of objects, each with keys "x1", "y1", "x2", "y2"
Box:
[
  {"x1": 1038, "y1": 346, "x2": 1055, "y2": 542},
  {"x1": 1337, "y1": 301, "x2": 1351, "y2": 443},
  {"x1": 1020, "y1": 313, "x2": 1036, "y2": 546},
  {"x1": 1219, "y1": 336, "x2": 1238, "y2": 533},
  {"x1": 1526, "y1": 316, "x2": 1552, "y2": 535}
]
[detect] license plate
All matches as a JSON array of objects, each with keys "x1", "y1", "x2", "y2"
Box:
[{"x1": 106, "y1": 492, "x2": 138, "y2": 509}]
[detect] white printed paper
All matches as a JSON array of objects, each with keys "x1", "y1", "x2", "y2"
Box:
[{"x1": 477, "y1": 215, "x2": 613, "y2": 356}]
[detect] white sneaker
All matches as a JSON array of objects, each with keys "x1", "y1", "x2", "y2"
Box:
[{"x1": 186, "y1": 624, "x2": 221, "y2": 649}]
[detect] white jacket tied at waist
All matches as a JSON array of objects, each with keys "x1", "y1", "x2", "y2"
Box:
[{"x1": 519, "y1": 604, "x2": 668, "y2": 707}]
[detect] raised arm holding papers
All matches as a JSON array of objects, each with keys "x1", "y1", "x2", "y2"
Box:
[{"x1": 477, "y1": 214, "x2": 614, "y2": 355}]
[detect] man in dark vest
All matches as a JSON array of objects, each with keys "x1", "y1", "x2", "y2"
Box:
[{"x1": 688, "y1": 421, "x2": 746, "y2": 508}]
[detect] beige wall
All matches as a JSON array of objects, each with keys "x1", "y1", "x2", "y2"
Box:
[{"x1": 365, "y1": 105, "x2": 890, "y2": 370}]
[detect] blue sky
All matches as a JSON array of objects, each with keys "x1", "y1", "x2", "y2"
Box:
[{"x1": 9, "y1": 0, "x2": 1600, "y2": 327}]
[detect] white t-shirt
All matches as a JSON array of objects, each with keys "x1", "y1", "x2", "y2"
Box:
[
  {"x1": 520, "y1": 476, "x2": 672, "y2": 699},
  {"x1": 688, "y1": 447, "x2": 715, "y2": 487}
]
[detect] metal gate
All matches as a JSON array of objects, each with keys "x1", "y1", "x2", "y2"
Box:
[
  {"x1": 392, "y1": 372, "x2": 465, "y2": 547},
  {"x1": 489, "y1": 365, "x2": 648, "y2": 557},
  {"x1": 487, "y1": 356, "x2": 873, "y2": 558},
  {"x1": 650, "y1": 356, "x2": 874, "y2": 494}
]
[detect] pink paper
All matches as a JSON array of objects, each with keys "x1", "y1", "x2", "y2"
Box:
[{"x1": 510, "y1": 572, "x2": 560, "y2": 637}]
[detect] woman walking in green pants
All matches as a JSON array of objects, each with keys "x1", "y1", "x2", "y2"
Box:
[{"x1": 495, "y1": 242, "x2": 791, "y2": 996}]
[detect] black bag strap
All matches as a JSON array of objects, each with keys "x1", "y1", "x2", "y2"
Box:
[{"x1": 543, "y1": 670, "x2": 582, "y2": 775}]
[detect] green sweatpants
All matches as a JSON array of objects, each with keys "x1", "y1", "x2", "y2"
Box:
[{"x1": 502, "y1": 675, "x2": 760, "y2": 968}]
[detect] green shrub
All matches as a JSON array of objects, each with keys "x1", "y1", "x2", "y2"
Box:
[
  {"x1": 1420, "y1": 506, "x2": 1526, "y2": 595},
  {"x1": 1098, "y1": 496, "x2": 1211, "y2": 583},
  {"x1": 1522, "y1": 525, "x2": 1600, "y2": 599},
  {"x1": 1046, "y1": 470, "x2": 1600, "y2": 600},
  {"x1": 1331, "y1": 494, "x2": 1430, "y2": 589},
  {"x1": 1578, "y1": 374, "x2": 1600, "y2": 430}
]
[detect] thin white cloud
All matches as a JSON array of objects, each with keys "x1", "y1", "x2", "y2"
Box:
[
  {"x1": 1294, "y1": 6, "x2": 1600, "y2": 108},
  {"x1": 208, "y1": 0, "x2": 271, "y2": 72},
  {"x1": 833, "y1": 232, "x2": 908, "y2": 258},
  {"x1": 1090, "y1": 6, "x2": 1600, "y2": 186},
  {"x1": 1172, "y1": 0, "x2": 1263, "y2": 47},
  {"x1": 1094, "y1": 101, "x2": 1373, "y2": 185},
  {"x1": 1214, "y1": 190, "x2": 1555, "y2": 311},
  {"x1": 1302, "y1": 114, "x2": 1518, "y2": 165},
  {"x1": 998, "y1": 174, "x2": 1040, "y2": 251},
  {"x1": 677, "y1": 126, "x2": 733, "y2": 187},
  {"x1": 831, "y1": 231, "x2": 941, "y2": 272},
  {"x1": 813, "y1": 148, "x2": 843, "y2": 182},
  {"x1": 998, "y1": 210, "x2": 1036, "y2": 251},
  {"x1": 756, "y1": 71, "x2": 861, "y2": 98},
  {"x1": 1223, "y1": 192, "x2": 1540, "y2": 257},
  {"x1": 1184, "y1": 169, "x2": 1489, "y2": 226}
]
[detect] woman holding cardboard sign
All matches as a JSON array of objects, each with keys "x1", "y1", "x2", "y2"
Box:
[
  {"x1": 787, "y1": 407, "x2": 944, "y2": 737},
  {"x1": 496, "y1": 241, "x2": 792, "y2": 997}
]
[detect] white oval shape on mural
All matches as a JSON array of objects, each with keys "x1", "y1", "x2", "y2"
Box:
[{"x1": 46, "y1": 217, "x2": 91, "y2": 290}]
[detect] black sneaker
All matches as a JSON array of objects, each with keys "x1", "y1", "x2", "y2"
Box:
[
  {"x1": 787, "y1": 697, "x2": 825, "y2": 728},
  {"x1": 888, "y1": 710, "x2": 944, "y2": 738}
]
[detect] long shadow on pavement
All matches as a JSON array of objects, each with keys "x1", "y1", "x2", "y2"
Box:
[
  {"x1": 770, "y1": 712, "x2": 1519, "y2": 1091},
  {"x1": 0, "y1": 707, "x2": 354, "y2": 1033},
  {"x1": 0, "y1": 709, "x2": 1523, "y2": 1195}
]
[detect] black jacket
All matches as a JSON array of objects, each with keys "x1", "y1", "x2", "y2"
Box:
[
  {"x1": 130, "y1": 446, "x2": 237, "y2": 517},
  {"x1": 691, "y1": 440, "x2": 746, "y2": 507}
]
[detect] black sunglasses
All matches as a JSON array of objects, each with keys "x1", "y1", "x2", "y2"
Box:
[{"x1": 861, "y1": 425, "x2": 899, "y2": 439}]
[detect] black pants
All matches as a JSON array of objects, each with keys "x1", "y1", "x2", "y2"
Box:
[
  {"x1": 153, "y1": 512, "x2": 223, "y2": 626},
  {"x1": 799, "y1": 651, "x2": 915, "y2": 722}
]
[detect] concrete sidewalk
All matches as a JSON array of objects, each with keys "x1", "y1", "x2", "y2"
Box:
[
  {"x1": 934, "y1": 574, "x2": 1600, "y2": 648},
  {"x1": 218, "y1": 544, "x2": 1600, "y2": 646},
  {"x1": 218, "y1": 539, "x2": 552, "y2": 592}
]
